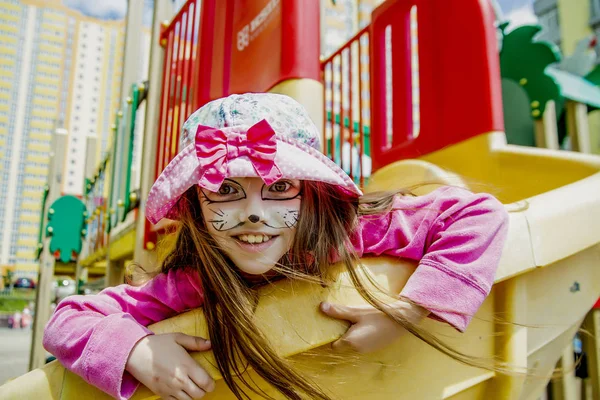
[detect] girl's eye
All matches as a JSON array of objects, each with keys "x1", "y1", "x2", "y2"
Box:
[
  {"x1": 202, "y1": 180, "x2": 245, "y2": 202},
  {"x1": 262, "y1": 180, "x2": 301, "y2": 200},
  {"x1": 270, "y1": 182, "x2": 290, "y2": 193},
  {"x1": 218, "y1": 184, "x2": 236, "y2": 195}
]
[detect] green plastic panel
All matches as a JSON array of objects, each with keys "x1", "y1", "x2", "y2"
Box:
[
  {"x1": 502, "y1": 78, "x2": 536, "y2": 147},
  {"x1": 546, "y1": 66, "x2": 600, "y2": 109},
  {"x1": 499, "y1": 24, "x2": 562, "y2": 119},
  {"x1": 46, "y1": 196, "x2": 86, "y2": 264}
]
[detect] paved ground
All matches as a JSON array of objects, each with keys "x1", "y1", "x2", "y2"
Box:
[{"x1": 0, "y1": 327, "x2": 32, "y2": 385}]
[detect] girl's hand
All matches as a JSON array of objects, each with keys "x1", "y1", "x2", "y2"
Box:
[
  {"x1": 125, "y1": 333, "x2": 215, "y2": 399},
  {"x1": 320, "y1": 300, "x2": 429, "y2": 353}
]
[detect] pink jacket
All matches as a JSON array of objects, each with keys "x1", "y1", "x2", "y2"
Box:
[{"x1": 43, "y1": 187, "x2": 509, "y2": 399}]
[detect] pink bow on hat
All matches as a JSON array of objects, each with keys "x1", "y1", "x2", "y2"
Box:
[{"x1": 194, "y1": 119, "x2": 283, "y2": 191}]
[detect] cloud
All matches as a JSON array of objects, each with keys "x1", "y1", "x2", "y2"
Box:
[
  {"x1": 506, "y1": 3, "x2": 538, "y2": 27},
  {"x1": 62, "y1": 0, "x2": 127, "y2": 20}
]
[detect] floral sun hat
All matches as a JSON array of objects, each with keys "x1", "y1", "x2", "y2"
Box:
[{"x1": 145, "y1": 93, "x2": 362, "y2": 224}]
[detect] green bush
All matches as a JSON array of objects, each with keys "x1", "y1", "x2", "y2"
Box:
[{"x1": 0, "y1": 298, "x2": 30, "y2": 313}]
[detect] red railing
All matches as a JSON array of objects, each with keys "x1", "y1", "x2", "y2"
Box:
[
  {"x1": 145, "y1": 0, "x2": 202, "y2": 249},
  {"x1": 322, "y1": 26, "x2": 370, "y2": 187},
  {"x1": 322, "y1": 0, "x2": 504, "y2": 176},
  {"x1": 155, "y1": 0, "x2": 201, "y2": 175},
  {"x1": 370, "y1": 0, "x2": 503, "y2": 168}
]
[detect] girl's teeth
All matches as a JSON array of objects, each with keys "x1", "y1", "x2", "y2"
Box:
[{"x1": 237, "y1": 234, "x2": 271, "y2": 244}]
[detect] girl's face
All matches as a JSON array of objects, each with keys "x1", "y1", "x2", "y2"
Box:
[{"x1": 198, "y1": 177, "x2": 301, "y2": 275}]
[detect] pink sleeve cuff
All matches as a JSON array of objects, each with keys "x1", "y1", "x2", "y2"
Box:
[
  {"x1": 399, "y1": 260, "x2": 488, "y2": 332},
  {"x1": 82, "y1": 313, "x2": 153, "y2": 399}
]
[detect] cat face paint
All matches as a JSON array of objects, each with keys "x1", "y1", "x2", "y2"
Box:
[{"x1": 198, "y1": 177, "x2": 301, "y2": 275}]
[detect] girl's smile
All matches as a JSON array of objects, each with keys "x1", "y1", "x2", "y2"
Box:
[
  {"x1": 232, "y1": 233, "x2": 279, "y2": 253},
  {"x1": 198, "y1": 177, "x2": 301, "y2": 274}
]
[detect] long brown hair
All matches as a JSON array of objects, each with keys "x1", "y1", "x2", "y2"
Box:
[{"x1": 160, "y1": 182, "x2": 505, "y2": 399}]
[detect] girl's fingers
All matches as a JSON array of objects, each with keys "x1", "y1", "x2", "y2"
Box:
[
  {"x1": 331, "y1": 324, "x2": 358, "y2": 351},
  {"x1": 331, "y1": 323, "x2": 378, "y2": 353},
  {"x1": 320, "y1": 302, "x2": 361, "y2": 323},
  {"x1": 331, "y1": 337, "x2": 352, "y2": 351},
  {"x1": 183, "y1": 378, "x2": 207, "y2": 399},
  {"x1": 188, "y1": 365, "x2": 216, "y2": 394},
  {"x1": 174, "y1": 333, "x2": 212, "y2": 352},
  {"x1": 172, "y1": 390, "x2": 193, "y2": 400}
]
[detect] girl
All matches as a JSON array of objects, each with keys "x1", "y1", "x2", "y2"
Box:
[{"x1": 43, "y1": 93, "x2": 509, "y2": 400}]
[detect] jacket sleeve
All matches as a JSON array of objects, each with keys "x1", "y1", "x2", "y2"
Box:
[
  {"x1": 351, "y1": 186, "x2": 509, "y2": 331},
  {"x1": 43, "y1": 267, "x2": 203, "y2": 400}
]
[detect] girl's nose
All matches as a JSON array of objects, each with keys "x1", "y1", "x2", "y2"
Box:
[{"x1": 238, "y1": 194, "x2": 265, "y2": 224}]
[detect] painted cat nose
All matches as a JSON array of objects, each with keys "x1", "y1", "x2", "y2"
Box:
[{"x1": 248, "y1": 214, "x2": 260, "y2": 223}]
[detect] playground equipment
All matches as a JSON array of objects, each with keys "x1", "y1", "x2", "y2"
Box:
[
  {"x1": 499, "y1": 24, "x2": 600, "y2": 154},
  {"x1": 498, "y1": 22, "x2": 600, "y2": 398},
  {"x1": 3, "y1": 0, "x2": 600, "y2": 399}
]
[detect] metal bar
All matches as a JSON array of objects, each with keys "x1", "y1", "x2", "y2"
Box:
[
  {"x1": 339, "y1": 53, "x2": 345, "y2": 172},
  {"x1": 177, "y1": 9, "x2": 189, "y2": 146},
  {"x1": 330, "y1": 60, "x2": 335, "y2": 163},
  {"x1": 322, "y1": 62, "x2": 327, "y2": 154},
  {"x1": 191, "y1": 1, "x2": 202, "y2": 111},
  {"x1": 122, "y1": 85, "x2": 139, "y2": 220},
  {"x1": 185, "y1": 1, "x2": 197, "y2": 119},
  {"x1": 358, "y1": 33, "x2": 365, "y2": 187},
  {"x1": 155, "y1": 30, "x2": 172, "y2": 182},
  {"x1": 171, "y1": 23, "x2": 184, "y2": 161},
  {"x1": 348, "y1": 45, "x2": 353, "y2": 181},
  {"x1": 164, "y1": 28, "x2": 178, "y2": 170}
]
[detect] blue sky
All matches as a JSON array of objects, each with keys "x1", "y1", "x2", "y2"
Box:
[
  {"x1": 62, "y1": 0, "x2": 155, "y2": 26},
  {"x1": 496, "y1": 0, "x2": 538, "y2": 25},
  {"x1": 62, "y1": 0, "x2": 127, "y2": 20}
]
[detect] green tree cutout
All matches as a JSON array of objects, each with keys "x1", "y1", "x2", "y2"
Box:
[
  {"x1": 499, "y1": 23, "x2": 563, "y2": 118},
  {"x1": 46, "y1": 196, "x2": 87, "y2": 264}
]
